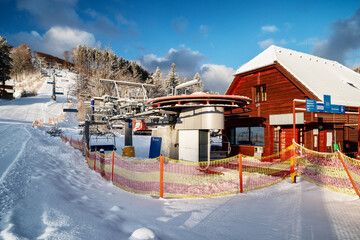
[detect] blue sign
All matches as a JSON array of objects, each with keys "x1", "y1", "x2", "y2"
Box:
[
  {"x1": 317, "y1": 103, "x2": 324, "y2": 112},
  {"x1": 303, "y1": 96, "x2": 345, "y2": 114},
  {"x1": 330, "y1": 104, "x2": 345, "y2": 114},
  {"x1": 149, "y1": 137, "x2": 162, "y2": 158},
  {"x1": 331, "y1": 104, "x2": 340, "y2": 114},
  {"x1": 306, "y1": 99, "x2": 317, "y2": 112},
  {"x1": 324, "y1": 95, "x2": 331, "y2": 113},
  {"x1": 307, "y1": 99, "x2": 317, "y2": 111},
  {"x1": 128, "y1": 120, "x2": 132, "y2": 128},
  {"x1": 340, "y1": 105, "x2": 345, "y2": 114}
]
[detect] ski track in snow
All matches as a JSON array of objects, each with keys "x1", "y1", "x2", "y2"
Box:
[{"x1": 1, "y1": 70, "x2": 360, "y2": 239}]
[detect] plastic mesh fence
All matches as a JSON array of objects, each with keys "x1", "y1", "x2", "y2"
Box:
[
  {"x1": 294, "y1": 143, "x2": 358, "y2": 195},
  {"x1": 112, "y1": 153, "x2": 160, "y2": 196},
  {"x1": 63, "y1": 134, "x2": 360, "y2": 198},
  {"x1": 338, "y1": 152, "x2": 360, "y2": 195},
  {"x1": 241, "y1": 145, "x2": 292, "y2": 192},
  {"x1": 60, "y1": 133, "x2": 69, "y2": 143},
  {"x1": 70, "y1": 137, "x2": 83, "y2": 151},
  {"x1": 162, "y1": 156, "x2": 240, "y2": 198}
]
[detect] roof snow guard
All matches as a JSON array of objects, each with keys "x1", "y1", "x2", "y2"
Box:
[
  {"x1": 234, "y1": 45, "x2": 360, "y2": 107},
  {"x1": 148, "y1": 94, "x2": 252, "y2": 111}
]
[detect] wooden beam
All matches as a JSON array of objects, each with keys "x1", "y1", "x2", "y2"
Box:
[{"x1": 0, "y1": 85, "x2": 14, "y2": 90}]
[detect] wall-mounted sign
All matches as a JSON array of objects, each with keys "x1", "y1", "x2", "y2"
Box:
[
  {"x1": 306, "y1": 99, "x2": 317, "y2": 112},
  {"x1": 317, "y1": 103, "x2": 324, "y2": 112},
  {"x1": 324, "y1": 95, "x2": 331, "y2": 113},
  {"x1": 304, "y1": 96, "x2": 344, "y2": 114},
  {"x1": 329, "y1": 105, "x2": 346, "y2": 114}
]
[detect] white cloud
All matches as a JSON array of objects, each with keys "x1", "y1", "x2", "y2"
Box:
[
  {"x1": 258, "y1": 39, "x2": 274, "y2": 49},
  {"x1": 16, "y1": 0, "x2": 138, "y2": 39},
  {"x1": 138, "y1": 47, "x2": 204, "y2": 76},
  {"x1": 199, "y1": 64, "x2": 235, "y2": 94},
  {"x1": 11, "y1": 26, "x2": 95, "y2": 58},
  {"x1": 261, "y1": 25, "x2": 279, "y2": 33},
  {"x1": 312, "y1": 8, "x2": 360, "y2": 63},
  {"x1": 138, "y1": 48, "x2": 235, "y2": 93}
]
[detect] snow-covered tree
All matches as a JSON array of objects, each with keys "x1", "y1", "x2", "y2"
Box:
[
  {"x1": 86, "y1": 47, "x2": 94, "y2": 73},
  {"x1": 0, "y1": 36, "x2": 12, "y2": 87},
  {"x1": 191, "y1": 72, "x2": 203, "y2": 93},
  {"x1": 148, "y1": 66, "x2": 166, "y2": 97},
  {"x1": 166, "y1": 63, "x2": 180, "y2": 95},
  {"x1": 72, "y1": 45, "x2": 87, "y2": 70}
]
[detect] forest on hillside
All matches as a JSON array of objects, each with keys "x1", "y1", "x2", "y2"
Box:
[{"x1": 71, "y1": 45, "x2": 203, "y2": 100}]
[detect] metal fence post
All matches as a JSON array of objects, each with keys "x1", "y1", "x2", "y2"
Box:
[
  {"x1": 160, "y1": 155, "x2": 164, "y2": 198},
  {"x1": 337, "y1": 151, "x2": 360, "y2": 197},
  {"x1": 112, "y1": 150, "x2": 115, "y2": 182},
  {"x1": 291, "y1": 144, "x2": 297, "y2": 183},
  {"x1": 239, "y1": 154, "x2": 243, "y2": 193}
]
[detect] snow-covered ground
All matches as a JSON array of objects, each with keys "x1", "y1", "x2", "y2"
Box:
[{"x1": 1, "y1": 70, "x2": 360, "y2": 239}]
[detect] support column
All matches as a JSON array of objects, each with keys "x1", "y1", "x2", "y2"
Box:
[
  {"x1": 293, "y1": 100, "x2": 296, "y2": 143},
  {"x1": 125, "y1": 119, "x2": 133, "y2": 146},
  {"x1": 84, "y1": 120, "x2": 90, "y2": 153}
]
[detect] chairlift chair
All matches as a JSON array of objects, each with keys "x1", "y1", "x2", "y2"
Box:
[
  {"x1": 210, "y1": 133, "x2": 231, "y2": 159},
  {"x1": 62, "y1": 102, "x2": 78, "y2": 112},
  {"x1": 89, "y1": 133, "x2": 117, "y2": 152},
  {"x1": 55, "y1": 86, "x2": 64, "y2": 95}
]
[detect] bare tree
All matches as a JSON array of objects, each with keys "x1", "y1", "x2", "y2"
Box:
[
  {"x1": 62, "y1": 50, "x2": 70, "y2": 68},
  {"x1": 10, "y1": 44, "x2": 34, "y2": 82}
]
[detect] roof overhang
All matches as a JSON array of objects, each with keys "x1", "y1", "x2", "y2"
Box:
[{"x1": 226, "y1": 61, "x2": 319, "y2": 101}]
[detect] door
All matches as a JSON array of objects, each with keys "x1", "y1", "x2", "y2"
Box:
[{"x1": 319, "y1": 130, "x2": 333, "y2": 152}]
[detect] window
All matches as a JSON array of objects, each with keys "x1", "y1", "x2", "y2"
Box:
[
  {"x1": 229, "y1": 126, "x2": 265, "y2": 146},
  {"x1": 254, "y1": 85, "x2": 266, "y2": 103}
]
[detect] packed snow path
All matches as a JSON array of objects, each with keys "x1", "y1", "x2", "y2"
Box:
[{"x1": 0, "y1": 73, "x2": 360, "y2": 239}]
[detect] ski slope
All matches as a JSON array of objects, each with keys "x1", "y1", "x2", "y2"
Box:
[{"x1": 0, "y1": 70, "x2": 360, "y2": 239}]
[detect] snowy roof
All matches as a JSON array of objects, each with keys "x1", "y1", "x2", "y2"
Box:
[{"x1": 234, "y1": 45, "x2": 360, "y2": 107}]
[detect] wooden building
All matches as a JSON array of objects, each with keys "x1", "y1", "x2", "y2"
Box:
[{"x1": 225, "y1": 45, "x2": 360, "y2": 158}]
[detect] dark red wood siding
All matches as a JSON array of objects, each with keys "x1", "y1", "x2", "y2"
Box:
[{"x1": 225, "y1": 64, "x2": 359, "y2": 157}]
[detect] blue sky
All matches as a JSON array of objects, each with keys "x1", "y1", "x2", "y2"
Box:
[{"x1": 1, "y1": 0, "x2": 360, "y2": 93}]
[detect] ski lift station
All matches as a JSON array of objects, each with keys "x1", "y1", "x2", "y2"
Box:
[
  {"x1": 147, "y1": 94, "x2": 251, "y2": 162},
  {"x1": 79, "y1": 77, "x2": 252, "y2": 162}
]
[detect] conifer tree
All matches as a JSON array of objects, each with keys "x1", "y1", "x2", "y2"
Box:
[
  {"x1": 192, "y1": 72, "x2": 204, "y2": 93},
  {"x1": 166, "y1": 63, "x2": 180, "y2": 95},
  {"x1": 0, "y1": 36, "x2": 12, "y2": 87},
  {"x1": 149, "y1": 66, "x2": 166, "y2": 97}
]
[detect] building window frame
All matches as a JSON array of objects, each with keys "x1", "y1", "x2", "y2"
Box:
[
  {"x1": 229, "y1": 126, "x2": 265, "y2": 146},
  {"x1": 253, "y1": 85, "x2": 267, "y2": 103}
]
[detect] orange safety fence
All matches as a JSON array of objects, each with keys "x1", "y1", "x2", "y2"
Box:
[
  {"x1": 294, "y1": 142, "x2": 360, "y2": 196},
  {"x1": 84, "y1": 146, "x2": 161, "y2": 196},
  {"x1": 241, "y1": 145, "x2": 293, "y2": 192},
  {"x1": 60, "y1": 133, "x2": 294, "y2": 198},
  {"x1": 60, "y1": 133, "x2": 360, "y2": 198},
  {"x1": 32, "y1": 119, "x2": 44, "y2": 128},
  {"x1": 32, "y1": 102, "x2": 73, "y2": 127},
  {"x1": 61, "y1": 133, "x2": 83, "y2": 152},
  {"x1": 338, "y1": 152, "x2": 360, "y2": 196}
]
